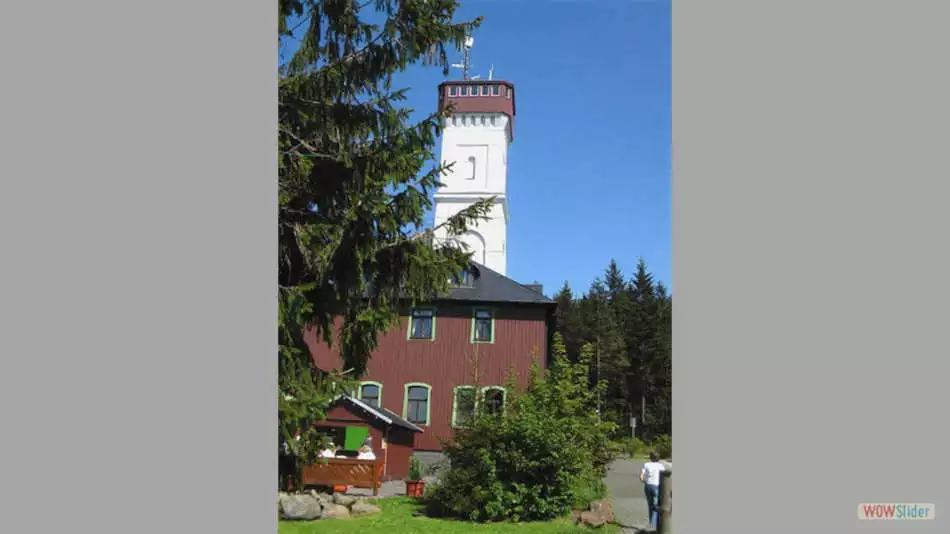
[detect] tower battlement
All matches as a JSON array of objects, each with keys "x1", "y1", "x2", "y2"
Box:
[{"x1": 437, "y1": 81, "x2": 516, "y2": 141}]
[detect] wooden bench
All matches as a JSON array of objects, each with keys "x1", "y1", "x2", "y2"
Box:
[{"x1": 301, "y1": 458, "x2": 384, "y2": 496}]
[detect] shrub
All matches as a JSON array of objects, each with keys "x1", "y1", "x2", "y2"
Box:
[
  {"x1": 427, "y1": 414, "x2": 586, "y2": 521},
  {"x1": 408, "y1": 456, "x2": 423, "y2": 481},
  {"x1": 427, "y1": 335, "x2": 616, "y2": 522},
  {"x1": 572, "y1": 471, "x2": 608, "y2": 509},
  {"x1": 650, "y1": 435, "x2": 672, "y2": 459},
  {"x1": 611, "y1": 437, "x2": 649, "y2": 458}
]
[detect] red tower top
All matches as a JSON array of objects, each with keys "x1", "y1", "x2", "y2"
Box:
[{"x1": 437, "y1": 80, "x2": 516, "y2": 141}]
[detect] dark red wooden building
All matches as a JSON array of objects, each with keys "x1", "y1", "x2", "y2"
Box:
[{"x1": 307, "y1": 263, "x2": 556, "y2": 461}]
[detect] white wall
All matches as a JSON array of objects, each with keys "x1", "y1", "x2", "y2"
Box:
[
  {"x1": 439, "y1": 113, "x2": 510, "y2": 196},
  {"x1": 433, "y1": 199, "x2": 506, "y2": 275},
  {"x1": 434, "y1": 112, "x2": 510, "y2": 275}
]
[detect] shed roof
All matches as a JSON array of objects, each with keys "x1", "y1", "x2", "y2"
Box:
[{"x1": 334, "y1": 394, "x2": 424, "y2": 433}]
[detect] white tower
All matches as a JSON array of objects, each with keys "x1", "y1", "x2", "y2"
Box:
[{"x1": 433, "y1": 39, "x2": 516, "y2": 275}]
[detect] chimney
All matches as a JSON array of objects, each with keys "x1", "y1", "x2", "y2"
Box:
[{"x1": 525, "y1": 283, "x2": 544, "y2": 295}]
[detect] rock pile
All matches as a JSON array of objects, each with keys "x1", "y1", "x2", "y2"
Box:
[
  {"x1": 572, "y1": 499, "x2": 616, "y2": 528},
  {"x1": 278, "y1": 490, "x2": 383, "y2": 521}
]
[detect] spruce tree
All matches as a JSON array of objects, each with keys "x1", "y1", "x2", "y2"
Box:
[
  {"x1": 577, "y1": 275, "x2": 628, "y2": 430},
  {"x1": 277, "y1": 0, "x2": 491, "y2": 479},
  {"x1": 625, "y1": 258, "x2": 670, "y2": 439},
  {"x1": 552, "y1": 281, "x2": 583, "y2": 361}
]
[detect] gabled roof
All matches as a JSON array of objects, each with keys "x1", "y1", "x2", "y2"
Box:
[
  {"x1": 362, "y1": 262, "x2": 555, "y2": 307},
  {"x1": 335, "y1": 394, "x2": 424, "y2": 433},
  {"x1": 439, "y1": 262, "x2": 555, "y2": 306}
]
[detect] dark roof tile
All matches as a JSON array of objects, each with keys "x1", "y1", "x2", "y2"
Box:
[{"x1": 440, "y1": 262, "x2": 554, "y2": 305}]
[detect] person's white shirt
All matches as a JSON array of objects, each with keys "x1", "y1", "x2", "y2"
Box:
[
  {"x1": 640, "y1": 461, "x2": 665, "y2": 486},
  {"x1": 357, "y1": 451, "x2": 376, "y2": 460},
  {"x1": 320, "y1": 448, "x2": 336, "y2": 458}
]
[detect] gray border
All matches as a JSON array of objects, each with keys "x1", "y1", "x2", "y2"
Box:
[
  {"x1": 676, "y1": 1, "x2": 948, "y2": 532},
  {"x1": 1, "y1": 1, "x2": 276, "y2": 533}
]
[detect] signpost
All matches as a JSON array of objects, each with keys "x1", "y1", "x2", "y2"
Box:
[{"x1": 630, "y1": 417, "x2": 637, "y2": 438}]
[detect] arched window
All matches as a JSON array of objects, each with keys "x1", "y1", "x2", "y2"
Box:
[
  {"x1": 452, "y1": 386, "x2": 477, "y2": 427},
  {"x1": 358, "y1": 382, "x2": 382, "y2": 408},
  {"x1": 403, "y1": 383, "x2": 432, "y2": 426},
  {"x1": 482, "y1": 387, "x2": 506, "y2": 416}
]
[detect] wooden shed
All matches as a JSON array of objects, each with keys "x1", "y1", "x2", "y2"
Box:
[{"x1": 313, "y1": 394, "x2": 423, "y2": 481}]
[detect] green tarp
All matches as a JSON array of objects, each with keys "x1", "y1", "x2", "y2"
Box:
[{"x1": 344, "y1": 426, "x2": 369, "y2": 451}]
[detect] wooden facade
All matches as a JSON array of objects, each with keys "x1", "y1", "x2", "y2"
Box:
[{"x1": 307, "y1": 301, "x2": 553, "y2": 453}]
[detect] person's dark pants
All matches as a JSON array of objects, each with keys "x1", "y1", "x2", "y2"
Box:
[{"x1": 645, "y1": 483, "x2": 660, "y2": 528}]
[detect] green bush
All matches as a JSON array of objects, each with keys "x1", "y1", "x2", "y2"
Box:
[
  {"x1": 650, "y1": 435, "x2": 672, "y2": 459},
  {"x1": 408, "y1": 456, "x2": 423, "y2": 481},
  {"x1": 427, "y1": 336, "x2": 615, "y2": 522},
  {"x1": 571, "y1": 471, "x2": 608, "y2": 509},
  {"x1": 610, "y1": 437, "x2": 649, "y2": 458}
]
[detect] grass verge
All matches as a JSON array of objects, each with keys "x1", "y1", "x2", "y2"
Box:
[{"x1": 278, "y1": 497, "x2": 620, "y2": 534}]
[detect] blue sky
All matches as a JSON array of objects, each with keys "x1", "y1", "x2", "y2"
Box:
[{"x1": 284, "y1": 1, "x2": 671, "y2": 297}]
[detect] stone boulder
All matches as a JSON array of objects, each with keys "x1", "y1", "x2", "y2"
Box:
[
  {"x1": 322, "y1": 503, "x2": 351, "y2": 519},
  {"x1": 589, "y1": 500, "x2": 615, "y2": 524},
  {"x1": 279, "y1": 494, "x2": 323, "y2": 521},
  {"x1": 351, "y1": 500, "x2": 382, "y2": 517},
  {"x1": 309, "y1": 490, "x2": 332, "y2": 508},
  {"x1": 333, "y1": 493, "x2": 358, "y2": 507},
  {"x1": 573, "y1": 499, "x2": 615, "y2": 528}
]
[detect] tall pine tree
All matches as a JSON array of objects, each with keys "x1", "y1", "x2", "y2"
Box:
[
  {"x1": 552, "y1": 281, "x2": 583, "y2": 362},
  {"x1": 277, "y1": 0, "x2": 493, "y2": 477},
  {"x1": 550, "y1": 259, "x2": 672, "y2": 440}
]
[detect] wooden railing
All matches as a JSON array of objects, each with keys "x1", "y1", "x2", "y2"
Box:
[{"x1": 300, "y1": 458, "x2": 384, "y2": 496}]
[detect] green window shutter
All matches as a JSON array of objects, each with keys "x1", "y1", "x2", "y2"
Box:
[{"x1": 344, "y1": 426, "x2": 370, "y2": 451}]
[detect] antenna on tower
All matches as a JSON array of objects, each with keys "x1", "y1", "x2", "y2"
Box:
[
  {"x1": 488, "y1": 64, "x2": 494, "y2": 81},
  {"x1": 451, "y1": 34, "x2": 475, "y2": 80}
]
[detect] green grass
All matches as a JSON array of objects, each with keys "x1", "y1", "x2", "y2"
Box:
[{"x1": 278, "y1": 497, "x2": 620, "y2": 534}]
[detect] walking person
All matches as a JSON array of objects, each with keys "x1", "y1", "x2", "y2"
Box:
[{"x1": 640, "y1": 452, "x2": 666, "y2": 529}]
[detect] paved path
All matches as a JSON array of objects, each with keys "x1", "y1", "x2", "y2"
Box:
[{"x1": 604, "y1": 457, "x2": 653, "y2": 533}]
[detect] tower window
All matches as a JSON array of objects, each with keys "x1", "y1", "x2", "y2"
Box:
[
  {"x1": 491, "y1": 85, "x2": 500, "y2": 96},
  {"x1": 466, "y1": 156, "x2": 476, "y2": 180},
  {"x1": 449, "y1": 86, "x2": 458, "y2": 97},
  {"x1": 481, "y1": 86, "x2": 490, "y2": 96},
  {"x1": 490, "y1": 116, "x2": 496, "y2": 126},
  {"x1": 506, "y1": 88, "x2": 512, "y2": 99}
]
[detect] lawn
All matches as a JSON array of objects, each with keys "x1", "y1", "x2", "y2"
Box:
[{"x1": 278, "y1": 497, "x2": 620, "y2": 534}]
